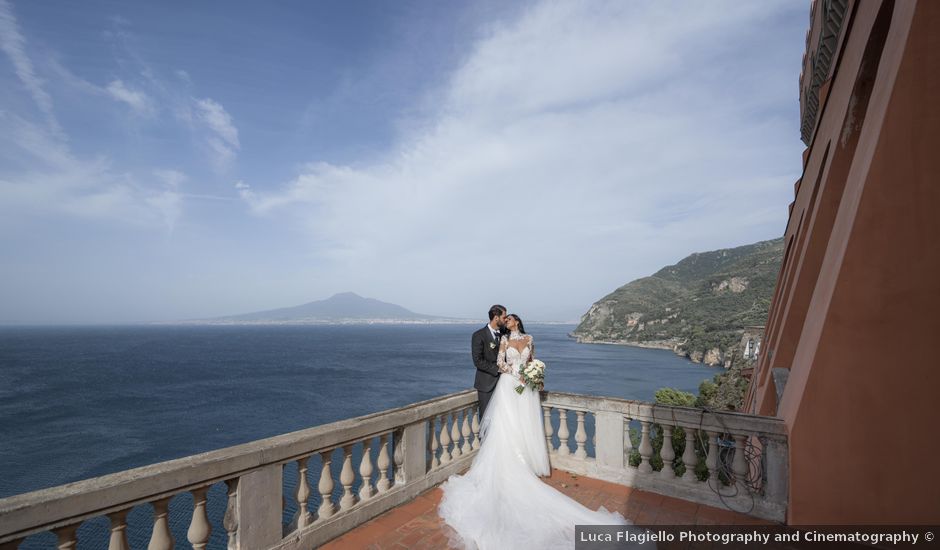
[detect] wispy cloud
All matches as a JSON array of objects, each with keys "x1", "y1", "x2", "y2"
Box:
[
  {"x1": 193, "y1": 97, "x2": 239, "y2": 170},
  {"x1": 147, "y1": 169, "x2": 185, "y2": 232},
  {"x1": 0, "y1": 0, "x2": 62, "y2": 137},
  {"x1": 0, "y1": 112, "x2": 187, "y2": 230},
  {"x1": 54, "y1": 17, "x2": 239, "y2": 172},
  {"x1": 47, "y1": 58, "x2": 156, "y2": 117},
  {"x1": 105, "y1": 79, "x2": 153, "y2": 115},
  {"x1": 154, "y1": 168, "x2": 186, "y2": 189},
  {"x1": 0, "y1": 8, "x2": 236, "y2": 231},
  {"x1": 234, "y1": 179, "x2": 253, "y2": 201},
  {"x1": 195, "y1": 98, "x2": 238, "y2": 146},
  {"x1": 0, "y1": 44, "x2": 184, "y2": 232}
]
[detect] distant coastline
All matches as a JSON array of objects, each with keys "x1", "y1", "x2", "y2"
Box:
[
  {"x1": 159, "y1": 319, "x2": 578, "y2": 327},
  {"x1": 0, "y1": 319, "x2": 579, "y2": 328},
  {"x1": 568, "y1": 333, "x2": 727, "y2": 368},
  {"x1": 160, "y1": 318, "x2": 480, "y2": 326},
  {"x1": 570, "y1": 334, "x2": 678, "y2": 352},
  {"x1": 183, "y1": 292, "x2": 576, "y2": 326}
]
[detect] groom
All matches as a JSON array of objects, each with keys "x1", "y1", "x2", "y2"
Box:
[{"x1": 471, "y1": 304, "x2": 508, "y2": 418}]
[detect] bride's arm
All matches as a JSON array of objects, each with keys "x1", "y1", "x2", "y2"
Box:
[
  {"x1": 497, "y1": 336, "x2": 510, "y2": 373},
  {"x1": 528, "y1": 335, "x2": 535, "y2": 362}
]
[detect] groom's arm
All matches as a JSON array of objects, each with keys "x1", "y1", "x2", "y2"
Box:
[{"x1": 471, "y1": 331, "x2": 500, "y2": 377}]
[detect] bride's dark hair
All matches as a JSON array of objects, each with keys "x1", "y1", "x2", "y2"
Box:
[{"x1": 508, "y1": 313, "x2": 526, "y2": 334}]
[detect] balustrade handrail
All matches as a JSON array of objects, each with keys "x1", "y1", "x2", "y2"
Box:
[
  {"x1": 0, "y1": 389, "x2": 478, "y2": 542},
  {"x1": 542, "y1": 391, "x2": 787, "y2": 440}
]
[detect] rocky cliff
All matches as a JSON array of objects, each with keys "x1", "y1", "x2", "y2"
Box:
[{"x1": 572, "y1": 238, "x2": 783, "y2": 366}]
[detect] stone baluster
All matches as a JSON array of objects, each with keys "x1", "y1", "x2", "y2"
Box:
[
  {"x1": 450, "y1": 411, "x2": 462, "y2": 459},
  {"x1": 148, "y1": 497, "x2": 174, "y2": 550},
  {"x1": 681, "y1": 428, "x2": 699, "y2": 482},
  {"x1": 317, "y1": 450, "x2": 336, "y2": 521},
  {"x1": 54, "y1": 524, "x2": 78, "y2": 550},
  {"x1": 223, "y1": 478, "x2": 239, "y2": 550},
  {"x1": 377, "y1": 433, "x2": 392, "y2": 493},
  {"x1": 429, "y1": 418, "x2": 441, "y2": 469},
  {"x1": 705, "y1": 430, "x2": 720, "y2": 490},
  {"x1": 732, "y1": 434, "x2": 748, "y2": 489},
  {"x1": 283, "y1": 464, "x2": 289, "y2": 516},
  {"x1": 637, "y1": 420, "x2": 653, "y2": 474},
  {"x1": 543, "y1": 406, "x2": 554, "y2": 454},
  {"x1": 108, "y1": 509, "x2": 130, "y2": 550},
  {"x1": 461, "y1": 408, "x2": 472, "y2": 454},
  {"x1": 439, "y1": 414, "x2": 452, "y2": 464},
  {"x1": 359, "y1": 439, "x2": 375, "y2": 501},
  {"x1": 623, "y1": 416, "x2": 633, "y2": 466},
  {"x1": 295, "y1": 456, "x2": 313, "y2": 530},
  {"x1": 339, "y1": 445, "x2": 356, "y2": 510},
  {"x1": 660, "y1": 425, "x2": 676, "y2": 478},
  {"x1": 557, "y1": 409, "x2": 570, "y2": 455},
  {"x1": 574, "y1": 411, "x2": 588, "y2": 459},
  {"x1": 393, "y1": 428, "x2": 405, "y2": 485},
  {"x1": 471, "y1": 407, "x2": 481, "y2": 450},
  {"x1": 187, "y1": 487, "x2": 211, "y2": 550}
]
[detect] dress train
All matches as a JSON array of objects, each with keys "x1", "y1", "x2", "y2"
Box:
[{"x1": 438, "y1": 335, "x2": 637, "y2": 549}]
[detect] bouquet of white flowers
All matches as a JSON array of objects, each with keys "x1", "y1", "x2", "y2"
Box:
[{"x1": 515, "y1": 359, "x2": 546, "y2": 394}]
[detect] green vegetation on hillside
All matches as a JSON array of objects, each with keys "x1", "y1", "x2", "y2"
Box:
[{"x1": 573, "y1": 238, "x2": 783, "y2": 365}]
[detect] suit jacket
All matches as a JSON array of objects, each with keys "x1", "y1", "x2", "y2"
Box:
[{"x1": 471, "y1": 325, "x2": 503, "y2": 392}]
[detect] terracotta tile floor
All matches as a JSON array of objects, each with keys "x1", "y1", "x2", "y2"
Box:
[{"x1": 321, "y1": 469, "x2": 774, "y2": 549}]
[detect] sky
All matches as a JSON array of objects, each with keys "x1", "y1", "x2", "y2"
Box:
[{"x1": 0, "y1": 0, "x2": 810, "y2": 324}]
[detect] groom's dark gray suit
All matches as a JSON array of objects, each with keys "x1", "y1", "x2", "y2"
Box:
[{"x1": 471, "y1": 325, "x2": 503, "y2": 418}]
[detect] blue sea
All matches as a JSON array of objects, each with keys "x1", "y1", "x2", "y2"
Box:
[{"x1": 0, "y1": 324, "x2": 718, "y2": 546}]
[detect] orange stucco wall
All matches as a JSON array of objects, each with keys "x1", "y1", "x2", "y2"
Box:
[{"x1": 745, "y1": 0, "x2": 940, "y2": 524}]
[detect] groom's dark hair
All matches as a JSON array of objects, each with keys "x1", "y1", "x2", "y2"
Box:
[{"x1": 488, "y1": 305, "x2": 506, "y2": 320}]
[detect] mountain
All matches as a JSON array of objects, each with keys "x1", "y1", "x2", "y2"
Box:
[
  {"x1": 572, "y1": 238, "x2": 784, "y2": 366},
  {"x1": 197, "y1": 292, "x2": 449, "y2": 324}
]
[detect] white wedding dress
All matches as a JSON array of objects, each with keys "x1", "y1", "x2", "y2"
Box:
[{"x1": 438, "y1": 331, "x2": 632, "y2": 549}]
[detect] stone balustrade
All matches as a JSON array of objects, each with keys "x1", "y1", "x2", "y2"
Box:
[
  {"x1": 541, "y1": 391, "x2": 789, "y2": 522},
  {"x1": 0, "y1": 391, "x2": 480, "y2": 550},
  {"x1": 0, "y1": 390, "x2": 787, "y2": 549}
]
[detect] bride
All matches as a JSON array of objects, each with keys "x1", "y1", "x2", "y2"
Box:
[{"x1": 438, "y1": 313, "x2": 634, "y2": 549}]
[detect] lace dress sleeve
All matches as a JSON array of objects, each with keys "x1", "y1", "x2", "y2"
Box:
[
  {"x1": 527, "y1": 335, "x2": 535, "y2": 361},
  {"x1": 497, "y1": 335, "x2": 508, "y2": 372}
]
